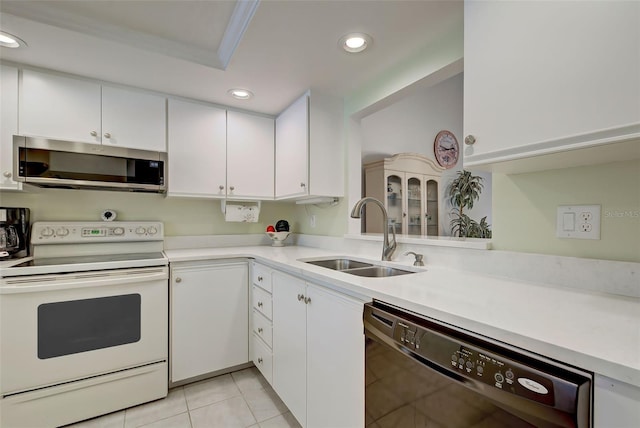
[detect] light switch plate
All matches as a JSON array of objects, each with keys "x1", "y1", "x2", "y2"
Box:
[{"x1": 557, "y1": 205, "x2": 601, "y2": 239}]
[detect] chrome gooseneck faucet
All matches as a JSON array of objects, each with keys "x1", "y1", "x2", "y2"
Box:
[{"x1": 350, "y1": 197, "x2": 397, "y2": 261}]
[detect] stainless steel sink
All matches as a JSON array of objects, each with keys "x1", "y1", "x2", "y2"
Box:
[
  {"x1": 304, "y1": 258, "x2": 373, "y2": 270},
  {"x1": 302, "y1": 258, "x2": 417, "y2": 277},
  {"x1": 342, "y1": 266, "x2": 415, "y2": 277}
]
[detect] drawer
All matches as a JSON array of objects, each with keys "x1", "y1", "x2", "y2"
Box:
[
  {"x1": 252, "y1": 285, "x2": 273, "y2": 320},
  {"x1": 252, "y1": 332, "x2": 273, "y2": 386},
  {"x1": 252, "y1": 309, "x2": 273, "y2": 348},
  {"x1": 252, "y1": 262, "x2": 272, "y2": 292}
]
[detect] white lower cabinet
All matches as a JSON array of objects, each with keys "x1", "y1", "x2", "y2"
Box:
[
  {"x1": 272, "y1": 271, "x2": 365, "y2": 428},
  {"x1": 594, "y1": 374, "x2": 640, "y2": 427},
  {"x1": 170, "y1": 260, "x2": 249, "y2": 384}
]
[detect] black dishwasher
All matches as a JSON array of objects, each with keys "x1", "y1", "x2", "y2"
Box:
[{"x1": 364, "y1": 301, "x2": 592, "y2": 428}]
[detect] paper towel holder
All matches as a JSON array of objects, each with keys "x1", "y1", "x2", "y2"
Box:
[{"x1": 221, "y1": 200, "x2": 261, "y2": 222}]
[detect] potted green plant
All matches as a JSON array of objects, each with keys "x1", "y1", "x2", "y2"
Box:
[{"x1": 446, "y1": 170, "x2": 492, "y2": 238}]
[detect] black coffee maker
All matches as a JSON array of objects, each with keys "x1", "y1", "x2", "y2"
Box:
[{"x1": 0, "y1": 207, "x2": 30, "y2": 259}]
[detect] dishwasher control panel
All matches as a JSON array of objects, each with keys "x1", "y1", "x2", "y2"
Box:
[{"x1": 395, "y1": 318, "x2": 556, "y2": 405}]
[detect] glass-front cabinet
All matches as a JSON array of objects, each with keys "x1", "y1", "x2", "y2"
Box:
[{"x1": 364, "y1": 153, "x2": 444, "y2": 236}]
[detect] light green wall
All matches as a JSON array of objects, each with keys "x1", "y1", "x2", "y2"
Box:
[
  {"x1": 0, "y1": 188, "x2": 297, "y2": 236},
  {"x1": 492, "y1": 160, "x2": 640, "y2": 262}
]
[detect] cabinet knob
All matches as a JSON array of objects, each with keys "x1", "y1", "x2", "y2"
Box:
[
  {"x1": 175, "y1": 277, "x2": 182, "y2": 283},
  {"x1": 90, "y1": 131, "x2": 98, "y2": 137},
  {"x1": 219, "y1": 185, "x2": 224, "y2": 191},
  {"x1": 464, "y1": 135, "x2": 476, "y2": 145},
  {"x1": 403, "y1": 212, "x2": 407, "y2": 218},
  {"x1": 297, "y1": 294, "x2": 304, "y2": 301},
  {"x1": 3, "y1": 171, "x2": 11, "y2": 178},
  {"x1": 104, "y1": 132, "x2": 111, "y2": 139},
  {"x1": 257, "y1": 276, "x2": 263, "y2": 282},
  {"x1": 300, "y1": 182, "x2": 306, "y2": 188},
  {"x1": 257, "y1": 301, "x2": 263, "y2": 307},
  {"x1": 258, "y1": 327, "x2": 263, "y2": 333},
  {"x1": 257, "y1": 357, "x2": 263, "y2": 364},
  {"x1": 304, "y1": 296, "x2": 311, "y2": 305},
  {"x1": 229, "y1": 186, "x2": 235, "y2": 191}
]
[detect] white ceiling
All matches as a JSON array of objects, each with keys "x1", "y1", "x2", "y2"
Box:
[{"x1": 0, "y1": 0, "x2": 463, "y2": 116}]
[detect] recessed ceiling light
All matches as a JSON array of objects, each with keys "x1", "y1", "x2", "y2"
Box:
[
  {"x1": 339, "y1": 33, "x2": 372, "y2": 53},
  {"x1": 227, "y1": 88, "x2": 253, "y2": 100},
  {"x1": 0, "y1": 31, "x2": 26, "y2": 48}
]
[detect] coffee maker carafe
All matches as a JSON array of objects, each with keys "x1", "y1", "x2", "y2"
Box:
[{"x1": 0, "y1": 208, "x2": 30, "y2": 259}]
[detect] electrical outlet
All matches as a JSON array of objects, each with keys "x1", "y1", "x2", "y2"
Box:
[{"x1": 557, "y1": 205, "x2": 600, "y2": 240}]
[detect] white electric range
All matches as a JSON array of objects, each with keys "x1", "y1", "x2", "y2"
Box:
[{"x1": 0, "y1": 221, "x2": 169, "y2": 428}]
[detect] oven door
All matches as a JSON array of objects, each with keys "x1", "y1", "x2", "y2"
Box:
[{"x1": 0, "y1": 266, "x2": 168, "y2": 395}]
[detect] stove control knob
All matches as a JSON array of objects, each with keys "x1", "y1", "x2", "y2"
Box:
[
  {"x1": 495, "y1": 373, "x2": 505, "y2": 384},
  {"x1": 41, "y1": 227, "x2": 54, "y2": 237},
  {"x1": 147, "y1": 226, "x2": 158, "y2": 235},
  {"x1": 56, "y1": 227, "x2": 70, "y2": 237},
  {"x1": 135, "y1": 227, "x2": 146, "y2": 235},
  {"x1": 506, "y1": 370, "x2": 515, "y2": 380},
  {"x1": 113, "y1": 227, "x2": 125, "y2": 236}
]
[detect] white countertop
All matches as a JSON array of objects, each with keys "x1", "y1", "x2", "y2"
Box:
[{"x1": 164, "y1": 245, "x2": 640, "y2": 388}]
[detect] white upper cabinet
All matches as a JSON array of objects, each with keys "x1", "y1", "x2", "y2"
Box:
[
  {"x1": 20, "y1": 69, "x2": 166, "y2": 151},
  {"x1": 0, "y1": 65, "x2": 21, "y2": 190},
  {"x1": 275, "y1": 94, "x2": 309, "y2": 198},
  {"x1": 275, "y1": 90, "x2": 344, "y2": 200},
  {"x1": 463, "y1": 1, "x2": 640, "y2": 173},
  {"x1": 227, "y1": 111, "x2": 274, "y2": 199},
  {"x1": 21, "y1": 69, "x2": 101, "y2": 144},
  {"x1": 167, "y1": 99, "x2": 227, "y2": 198},
  {"x1": 101, "y1": 86, "x2": 166, "y2": 151}
]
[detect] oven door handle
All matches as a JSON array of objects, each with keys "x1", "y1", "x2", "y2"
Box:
[{"x1": 0, "y1": 268, "x2": 167, "y2": 294}]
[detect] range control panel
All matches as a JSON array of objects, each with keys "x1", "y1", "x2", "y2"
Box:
[
  {"x1": 32, "y1": 222, "x2": 164, "y2": 244},
  {"x1": 394, "y1": 317, "x2": 556, "y2": 406}
]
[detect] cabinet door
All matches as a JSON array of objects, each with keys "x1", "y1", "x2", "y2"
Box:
[
  {"x1": 425, "y1": 178, "x2": 439, "y2": 236},
  {"x1": 464, "y1": 1, "x2": 640, "y2": 166},
  {"x1": 275, "y1": 94, "x2": 309, "y2": 199},
  {"x1": 167, "y1": 99, "x2": 226, "y2": 197},
  {"x1": 594, "y1": 374, "x2": 640, "y2": 427},
  {"x1": 406, "y1": 174, "x2": 423, "y2": 236},
  {"x1": 272, "y1": 271, "x2": 307, "y2": 426},
  {"x1": 170, "y1": 262, "x2": 249, "y2": 383},
  {"x1": 102, "y1": 86, "x2": 166, "y2": 151},
  {"x1": 385, "y1": 171, "x2": 404, "y2": 235},
  {"x1": 227, "y1": 111, "x2": 274, "y2": 199},
  {"x1": 20, "y1": 69, "x2": 101, "y2": 144},
  {"x1": 306, "y1": 284, "x2": 364, "y2": 428},
  {"x1": 0, "y1": 65, "x2": 20, "y2": 190}
]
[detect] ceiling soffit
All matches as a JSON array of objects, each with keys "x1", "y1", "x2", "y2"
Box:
[{"x1": 0, "y1": 0, "x2": 259, "y2": 70}]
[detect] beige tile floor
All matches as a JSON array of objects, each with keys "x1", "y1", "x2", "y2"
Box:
[{"x1": 66, "y1": 367, "x2": 301, "y2": 428}]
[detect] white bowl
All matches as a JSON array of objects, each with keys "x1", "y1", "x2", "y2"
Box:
[{"x1": 266, "y1": 231, "x2": 291, "y2": 247}]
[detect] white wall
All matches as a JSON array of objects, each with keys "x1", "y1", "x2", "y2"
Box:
[{"x1": 359, "y1": 73, "x2": 491, "y2": 236}]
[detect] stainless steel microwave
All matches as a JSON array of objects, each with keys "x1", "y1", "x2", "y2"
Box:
[{"x1": 13, "y1": 136, "x2": 167, "y2": 193}]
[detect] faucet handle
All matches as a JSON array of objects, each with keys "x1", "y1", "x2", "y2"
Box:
[{"x1": 404, "y1": 251, "x2": 424, "y2": 266}]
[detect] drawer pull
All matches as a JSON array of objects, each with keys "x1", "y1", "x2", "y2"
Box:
[
  {"x1": 258, "y1": 327, "x2": 263, "y2": 333},
  {"x1": 258, "y1": 276, "x2": 263, "y2": 282},
  {"x1": 257, "y1": 357, "x2": 263, "y2": 364},
  {"x1": 257, "y1": 301, "x2": 263, "y2": 308}
]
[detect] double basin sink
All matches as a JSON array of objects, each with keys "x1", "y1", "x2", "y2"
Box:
[{"x1": 302, "y1": 258, "x2": 418, "y2": 278}]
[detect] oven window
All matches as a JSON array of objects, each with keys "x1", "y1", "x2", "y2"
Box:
[{"x1": 38, "y1": 294, "x2": 141, "y2": 359}]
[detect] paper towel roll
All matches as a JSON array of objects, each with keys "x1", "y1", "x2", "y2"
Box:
[{"x1": 222, "y1": 201, "x2": 260, "y2": 222}]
